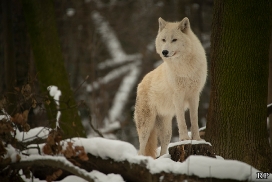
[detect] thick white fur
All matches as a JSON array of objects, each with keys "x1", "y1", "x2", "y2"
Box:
[{"x1": 134, "y1": 17, "x2": 207, "y2": 158}]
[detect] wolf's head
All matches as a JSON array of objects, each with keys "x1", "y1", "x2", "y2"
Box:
[{"x1": 155, "y1": 17, "x2": 193, "y2": 60}]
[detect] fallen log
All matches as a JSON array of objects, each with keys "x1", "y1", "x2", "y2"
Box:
[
  {"x1": 1, "y1": 138, "x2": 247, "y2": 182},
  {"x1": 19, "y1": 153, "x2": 244, "y2": 182}
]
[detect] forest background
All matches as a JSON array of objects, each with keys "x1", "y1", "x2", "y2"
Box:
[{"x1": 0, "y1": 0, "x2": 214, "y2": 147}]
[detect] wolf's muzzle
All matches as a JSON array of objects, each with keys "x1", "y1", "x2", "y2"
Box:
[{"x1": 162, "y1": 50, "x2": 169, "y2": 57}]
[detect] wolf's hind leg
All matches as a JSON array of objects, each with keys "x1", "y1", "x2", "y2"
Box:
[
  {"x1": 143, "y1": 128, "x2": 157, "y2": 158},
  {"x1": 157, "y1": 115, "x2": 172, "y2": 156},
  {"x1": 135, "y1": 112, "x2": 156, "y2": 157}
]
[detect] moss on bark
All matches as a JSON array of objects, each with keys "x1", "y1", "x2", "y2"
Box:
[
  {"x1": 22, "y1": 0, "x2": 86, "y2": 138},
  {"x1": 206, "y1": 0, "x2": 272, "y2": 172}
]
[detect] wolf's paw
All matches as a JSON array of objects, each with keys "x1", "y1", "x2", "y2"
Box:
[
  {"x1": 179, "y1": 134, "x2": 190, "y2": 141},
  {"x1": 192, "y1": 133, "x2": 202, "y2": 141},
  {"x1": 192, "y1": 136, "x2": 201, "y2": 141}
]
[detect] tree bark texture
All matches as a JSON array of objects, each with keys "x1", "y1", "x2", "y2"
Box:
[
  {"x1": 21, "y1": 0, "x2": 86, "y2": 138},
  {"x1": 269, "y1": 32, "x2": 272, "y2": 147},
  {"x1": 2, "y1": 0, "x2": 16, "y2": 114},
  {"x1": 206, "y1": 0, "x2": 272, "y2": 171},
  {"x1": 168, "y1": 143, "x2": 216, "y2": 162}
]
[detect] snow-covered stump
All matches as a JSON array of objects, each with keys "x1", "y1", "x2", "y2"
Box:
[{"x1": 168, "y1": 141, "x2": 216, "y2": 162}]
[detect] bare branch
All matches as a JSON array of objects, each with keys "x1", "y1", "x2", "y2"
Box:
[{"x1": 80, "y1": 101, "x2": 104, "y2": 137}]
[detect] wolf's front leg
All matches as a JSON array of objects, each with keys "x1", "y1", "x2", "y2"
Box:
[
  {"x1": 173, "y1": 94, "x2": 190, "y2": 140},
  {"x1": 188, "y1": 96, "x2": 201, "y2": 140},
  {"x1": 176, "y1": 114, "x2": 190, "y2": 140}
]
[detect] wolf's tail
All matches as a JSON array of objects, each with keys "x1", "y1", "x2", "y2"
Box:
[{"x1": 145, "y1": 128, "x2": 157, "y2": 158}]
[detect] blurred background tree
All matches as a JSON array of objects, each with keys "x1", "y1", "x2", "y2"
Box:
[
  {"x1": 2, "y1": 0, "x2": 16, "y2": 114},
  {"x1": 21, "y1": 0, "x2": 86, "y2": 138}
]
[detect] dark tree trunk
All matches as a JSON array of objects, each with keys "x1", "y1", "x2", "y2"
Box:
[
  {"x1": 2, "y1": 0, "x2": 16, "y2": 114},
  {"x1": 22, "y1": 0, "x2": 86, "y2": 138},
  {"x1": 205, "y1": 0, "x2": 272, "y2": 172},
  {"x1": 269, "y1": 32, "x2": 272, "y2": 147}
]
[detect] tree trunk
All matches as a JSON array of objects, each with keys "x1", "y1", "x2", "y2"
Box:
[
  {"x1": 21, "y1": 0, "x2": 86, "y2": 138},
  {"x1": 269, "y1": 32, "x2": 272, "y2": 147},
  {"x1": 2, "y1": 0, "x2": 16, "y2": 114},
  {"x1": 205, "y1": 0, "x2": 272, "y2": 172}
]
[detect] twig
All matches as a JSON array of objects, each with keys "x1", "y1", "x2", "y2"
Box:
[
  {"x1": 80, "y1": 101, "x2": 104, "y2": 138},
  {"x1": 65, "y1": 75, "x2": 90, "y2": 106},
  {"x1": 88, "y1": 116, "x2": 104, "y2": 137},
  {"x1": 74, "y1": 75, "x2": 89, "y2": 94}
]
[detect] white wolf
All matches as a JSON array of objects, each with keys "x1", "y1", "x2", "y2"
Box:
[{"x1": 134, "y1": 17, "x2": 207, "y2": 158}]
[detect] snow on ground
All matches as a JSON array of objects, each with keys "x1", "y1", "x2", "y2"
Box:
[
  {"x1": 3, "y1": 120, "x2": 269, "y2": 181},
  {"x1": 20, "y1": 137, "x2": 272, "y2": 182},
  {"x1": 47, "y1": 86, "x2": 62, "y2": 129},
  {"x1": 88, "y1": 170, "x2": 125, "y2": 182},
  {"x1": 168, "y1": 139, "x2": 211, "y2": 148},
  {"x1": 15, "y1": 127, "x2": 50, "y2": 142},
  {"x1": 0, "y1": 109, "x2": 11, "y2": 121},
  {"x1": 5, "y1": 144, "x2": 19, "y2": 163}
]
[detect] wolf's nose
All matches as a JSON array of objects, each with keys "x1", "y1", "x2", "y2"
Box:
[{"x1": 162, "y1": 50, "x2": 168, "y2": 56}]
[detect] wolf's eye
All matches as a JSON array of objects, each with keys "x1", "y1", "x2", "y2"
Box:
[
  {"x1": 162, "y1": 39, "x2": 166, "y2": 42},
  {"x1": 172, "y1": 39, "x2": 177, "y2": 42}
]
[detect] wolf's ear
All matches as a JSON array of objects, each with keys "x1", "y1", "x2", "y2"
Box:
[
  {"x1": 178, "y1": 17, "x2": 190, "y2": 33},
  {"x1": 158, "y1": 17, "x2": 167, "y2": 32}
]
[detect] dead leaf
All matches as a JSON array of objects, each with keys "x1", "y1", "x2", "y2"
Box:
[
  {"x1": 75, "y1": 146, "x2": 89, "y2": 161},
  {"x1": 12, "y1": 110, "x2": 29, "y2": 126},
  {"x1": 46, "y1": 135, "x2": 55, "y2": 146},
  {"x1": 22, "y1": 110, "x2": 29, "y2": 122},
  {"x1": 0, "y1": 121, "x2": 14, "y2": 134},
  {"x1": 23, "y1": 123, "x2": 30, "y2": 132},
  {"x1": 16, "y1": 154, "x2": 21, "y2": 162},
  {"x1": 21, "y1": 84, "x2": 31, "y2": 97},
  {"x1": 45, "y1": 99, "x2": 51, "y2": 105},
  {"x1": 78, "y1": 151, "x2": 89, "y2": 161},
  {"x1": 0, "y1": 140, "x2": 7, "y2": 155},
  {"x1": 43, "y1": 144, "x2": 53, "y2": 155},
  {"x1": 46, "y1": 169, "x2": 63, "y2": 182},
  {"x1": 12, "y1": 113, "x2": 24, "y2": 125},
  {"x1": 32, "y1": 98, "x2": 37, "y2": 108}
]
